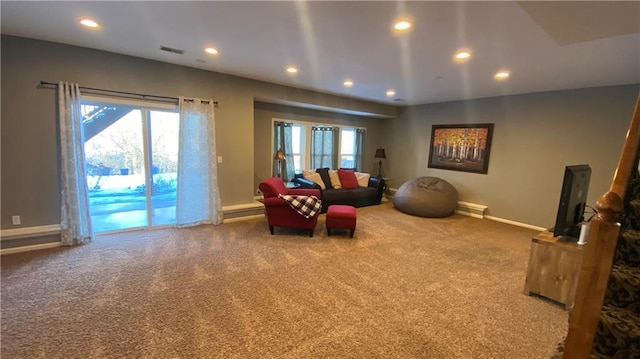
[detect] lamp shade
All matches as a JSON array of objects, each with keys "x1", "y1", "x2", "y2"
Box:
[
  {"x1": 274, "y1": 150, "x2": 285, "y2": 160},
  {"x1": 374, "y1": 148, "x2": 386, "y2": 159}
]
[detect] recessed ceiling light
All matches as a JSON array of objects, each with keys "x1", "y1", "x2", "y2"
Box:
[
  {"x1": 454, "y1": 50, "x2": 472, "y2": 62},
  {"x1": 286, "y1": 66, "x2": 298, "y2": 74},
  {"x1": 494, "y1": 71, "x2": 510, "y2": 80},
  {"x1": 205, "y1": 47, "x2": 218, "y2": 55},
  {"x1": 80, "y1": 19, "x2": 99, "y2": 28},
  {"x1": 394, "y1": 21, "x2": 412, "y2": 31},
  {"x1": 386, "y1": 89, "x2": 396, "y2": 97},
  {"x1": 343, "y1": 80, "x2": 353, "y2": 87}
]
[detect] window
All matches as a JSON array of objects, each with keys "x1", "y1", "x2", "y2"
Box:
[
  {"x1": 291, "y1": 124, "x2": 305, "y2": 171},
  {"x1": 340, "y1": 128, "x2": 356, "y2": 169},
  {"x1": 273, "y1": 119, "x2": 365, "y2": 174}
]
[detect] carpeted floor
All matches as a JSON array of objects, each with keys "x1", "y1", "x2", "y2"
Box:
[{"x1": 1, "y1": 202, "x2": 568, "y2": 358}]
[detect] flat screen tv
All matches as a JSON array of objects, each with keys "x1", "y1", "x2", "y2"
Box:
[{"x1": 552, "y1": 164, "x2": 592, "y2": 239}]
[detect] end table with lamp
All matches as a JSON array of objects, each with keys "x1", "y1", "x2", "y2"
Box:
[
  {"x1": 273, "y1": 149, "x2": 285, "y2": 178},
  {"x1": 381, "y1": 177, "x2": 393, "y2": 196},
  {"x1": 375, "y1": 147, "x2": 386, "y2": 178}
]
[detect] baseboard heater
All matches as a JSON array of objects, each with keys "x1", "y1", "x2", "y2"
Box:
[
  {"x1": 455, "y1": 201, "x2": 488, "y2": 219},
  {"x1": 1, "y1": 225, "x2": 62, "y2": 255},
  {"x1": 222, "y1": 201, "x2": 265, "y2": 223},
  {"x1": 1, "y1": 224, "x2": 61, "y2": 241}
]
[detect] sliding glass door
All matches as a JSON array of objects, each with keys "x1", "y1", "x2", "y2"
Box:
[{"x1": 82, "y1": 99, "x2": 179, "y2": 233}]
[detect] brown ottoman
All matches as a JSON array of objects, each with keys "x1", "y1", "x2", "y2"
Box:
[{"x1": 326, "y1": 205, "x2": 357, "y2": 238}]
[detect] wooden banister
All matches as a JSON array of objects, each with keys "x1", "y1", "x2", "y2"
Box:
[
  {"x1": 609, "y1": 94, "x2": 640, "y2": 199},
  {"x1": 563, "y1": 92, "x2": 640, "y2": 359}
]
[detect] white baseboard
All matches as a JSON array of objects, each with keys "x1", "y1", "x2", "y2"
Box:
[
  {"x1": 454, "y1": 202, "x2": 544, "y2": 231},
  {"x1": 0, "y1": 224, "x2": 61, "y2": 241},
  {"x1": 1, "y1": 242, "x2": 62, "y2": 255},
  {"x1": 484, "y1": 215, "x2": 547, "y2": 232}
]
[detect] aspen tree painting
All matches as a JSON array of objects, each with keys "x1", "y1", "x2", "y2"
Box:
[{"x1": 428, "y1": 123, "x2": 494, "y2": 174}]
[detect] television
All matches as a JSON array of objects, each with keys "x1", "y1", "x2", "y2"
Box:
[{"x1": 552, "y1": 164, "x2": 592, "y2": 239}]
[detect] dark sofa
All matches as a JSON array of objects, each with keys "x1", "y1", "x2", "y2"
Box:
[{"x1": 292, "y1": 172, "x2": 385, "y2": 213}]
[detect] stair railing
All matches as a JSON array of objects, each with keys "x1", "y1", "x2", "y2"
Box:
[{"x1": 563, "y1": 93, "x2": 640, "y2": 358}]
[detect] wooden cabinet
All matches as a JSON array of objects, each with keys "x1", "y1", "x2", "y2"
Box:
[{"x1": 523, "y1": 231, "x2": 584, "y2": 309}]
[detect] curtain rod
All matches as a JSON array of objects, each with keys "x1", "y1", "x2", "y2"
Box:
[{"x1": 38, "y1": 81, "x2": 218, "y2": 107}]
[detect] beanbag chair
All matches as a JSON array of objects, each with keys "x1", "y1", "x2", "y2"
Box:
[{"x1": 393, "y1": 177, "x2": 458, "y2": 217}]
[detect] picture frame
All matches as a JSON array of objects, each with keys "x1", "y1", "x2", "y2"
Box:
[{"x1": 428, "y1": 123, "x2": 494, "y2": 174}]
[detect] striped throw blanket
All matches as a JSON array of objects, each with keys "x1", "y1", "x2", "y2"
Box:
[{"x1": 278, "y1": 194, "x2": 322, "y2": 219}]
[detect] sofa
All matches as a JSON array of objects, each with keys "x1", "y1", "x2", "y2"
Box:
[{"x1": 291, "y1": 168, "x2": 385, "y2": 213}]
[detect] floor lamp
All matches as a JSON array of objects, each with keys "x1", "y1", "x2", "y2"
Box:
[
  {"x1": 274, "y1": 149, "x2": 285, "y2": 179},
  {"x1": 375, "y1": 147, "x2": 386, "y2": 178}
]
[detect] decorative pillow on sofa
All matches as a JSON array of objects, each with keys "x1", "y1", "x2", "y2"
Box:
[
  {"x1": 315, "y1": 168, "x2": 333, "y2": 189},
  {"x1": 338, "y1": 169, "x2": 360, "y2": 189},
  {"x1": 355, "y1": 172, "x2": 371, "y2": 187},
  {"x1": 303, "y1": 171, "x2": 326, "y2": 189},
  {"x1": 328, "y1": 170, "x2": 342, "y2": 189}
]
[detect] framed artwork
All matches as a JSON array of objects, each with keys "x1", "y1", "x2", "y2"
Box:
[{"x1": 428, "y1": 123, "x2": 494, "y2": 174}]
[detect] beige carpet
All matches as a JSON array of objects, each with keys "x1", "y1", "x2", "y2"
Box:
[{"x1": 1, "y1": 202, "x2": 567, "y2": 358}]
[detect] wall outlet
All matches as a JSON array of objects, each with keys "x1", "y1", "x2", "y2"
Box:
[{"x1": 12, "y1": 215, "x2": 21, "y2": 225}]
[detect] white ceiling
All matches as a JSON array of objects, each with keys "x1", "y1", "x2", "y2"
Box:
[{"x1": 2, "y1": 1, "x2": 639, "y2": 106}]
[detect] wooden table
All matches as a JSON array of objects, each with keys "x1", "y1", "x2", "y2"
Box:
[{"x1": 523, "y1": 231, "x2": 584, "y2": 309}]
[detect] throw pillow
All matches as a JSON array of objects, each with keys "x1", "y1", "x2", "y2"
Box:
[
  {"x1": 303, "y1": 171, "x2": 326, "y2": 189},
  {"x1": 338, "y1": 169, "x2": 359, "y2": 189},
  {"x1": 315, "y1": 168, "x2": 333, "y2": 189},
  {"x1": 302, "y1": 169, "x2": 316, "y2": 178},
  {"x1": 355, "y1": 172, "x2": 371, "y2": 187},
  {"x1": 328, "y1": 170, "x2": 342, "y2": 189}
]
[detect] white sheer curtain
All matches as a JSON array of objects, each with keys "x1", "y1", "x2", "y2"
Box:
[
  {"x1": 175, "y1": 97, "x2": 223, "y2": 227},
  {"x1": 58, "y1": 82, "x2": 93, "y2": 245}
]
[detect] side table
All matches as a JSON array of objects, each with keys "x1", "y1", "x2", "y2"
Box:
[
  {"x1": 381, "y1": 177, "x2": 393, "y2": 195},
  {"x1": 523, "y1": 231, "x2": 584, "y2": 309}
]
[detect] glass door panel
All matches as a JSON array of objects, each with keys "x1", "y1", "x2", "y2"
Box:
[
  {"x1": 84, "y1": 108, "x2": 148, "y2": 232},
  {"x1": 149, "y1": 111, "x2": 179, "y2": 226}
]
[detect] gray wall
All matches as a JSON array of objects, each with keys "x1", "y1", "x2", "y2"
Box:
[
  {"x1": 1, "y1": 35, "x2": 396, "y2": 229},
  {"x1": 385, "y1": 85, "x2": 640, "y2": 228},
  {"x1": 253, "y1": 102, "x2": 387, "y2": 192},
  {"x1": 3, "y1": 34, "x2": 638, "y2": 233}
]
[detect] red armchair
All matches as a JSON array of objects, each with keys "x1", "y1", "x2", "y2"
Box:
[{"x1": 259, "y1": 177, "x2": 322, "y2": 237}]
